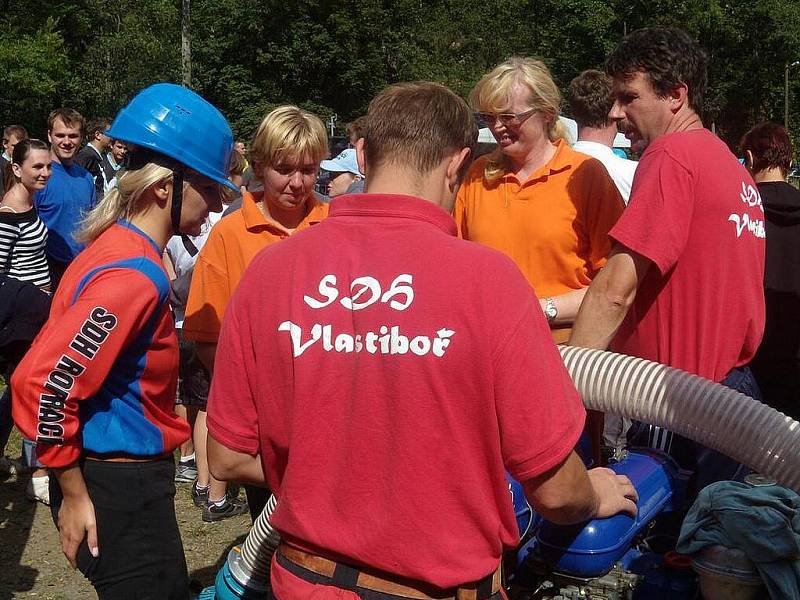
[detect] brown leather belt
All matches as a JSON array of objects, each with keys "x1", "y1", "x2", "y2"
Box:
[
  {"x1": 84, "y1": 452, "x2": 172, "y2": 463},
  {"x1": 277, "y1": 543, "x2": 502, "y2": 600}
]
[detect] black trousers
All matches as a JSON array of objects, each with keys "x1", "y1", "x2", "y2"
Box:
[
  {"x1": 244, "y1": 483, "x2": 270, "y2": 522},
  {"x1": 50, "y1": 456, "x2": 190, "y2": 600}
]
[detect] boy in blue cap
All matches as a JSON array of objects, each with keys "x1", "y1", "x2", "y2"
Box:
[{"x1": 321, "y1": 148, "x2": 365, "y2": 196}]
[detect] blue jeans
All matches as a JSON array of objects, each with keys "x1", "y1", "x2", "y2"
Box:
[
  {"x1": 22, "y1": 438, "x2": 44, "y2": 469},
  {"x1": 721, "y1": 364, "x2": 762, "y2": 399},
  {"x1": 691, "y1": 366, "x2": 760, "y2": 492}
]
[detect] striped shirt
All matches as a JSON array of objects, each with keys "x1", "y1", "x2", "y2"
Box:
[{"x1": 0, "y1": 208, "x2": 51, "y2": 289}]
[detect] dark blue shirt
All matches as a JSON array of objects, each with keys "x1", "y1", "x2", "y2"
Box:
[{"x1": 34, "y1": 160, "x2": 96, "y2": 263}]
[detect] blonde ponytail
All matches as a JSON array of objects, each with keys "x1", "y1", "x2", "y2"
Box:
[{"x1": 76, "y1": 163, "x2": 173, "y2": 244}]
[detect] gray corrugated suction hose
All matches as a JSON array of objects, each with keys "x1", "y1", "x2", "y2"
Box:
[
  {"x1": 227, "y1": 493, "x2": 279, "y2": 590},
  {"x1": 559, "y1": 346, "x2": 800, "y2": 492}
]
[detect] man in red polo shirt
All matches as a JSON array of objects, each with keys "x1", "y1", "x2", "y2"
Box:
[
  {"x1": 207, "y1": 81, "x2": 637, "y2": 600},
  {"x1": 569, "y1": 27, "x2": 765, "y2": 490}
]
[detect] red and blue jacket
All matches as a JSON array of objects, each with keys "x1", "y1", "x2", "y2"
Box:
[{"x1": 12, "y1": 221, "x2": 190, "y2": 467}]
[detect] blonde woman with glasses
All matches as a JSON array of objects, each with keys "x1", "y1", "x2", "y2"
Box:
[{"x1": 454, "y1": 57, "x2": 625, "y2": 344}]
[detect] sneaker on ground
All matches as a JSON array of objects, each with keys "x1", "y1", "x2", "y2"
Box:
[
  {"x1": 175, "y1": 459, "x2": 198, "y2": 483},
  {"x1": 26, "y1": 475, "x2": 50, "y2": 506},
  {"x1": 202, "y1": 494, "x2": 249, "y2": 523},
  {"x1": 192, "y1": 478, "x2": 209, "y2": 508}
]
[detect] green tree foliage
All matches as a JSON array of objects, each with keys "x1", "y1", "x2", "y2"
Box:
[
  {"x1": 63, "y1": 0, "x2": 180, "y2": 120},
  {"x1": 189, "y1": 0, "x2": 622, "y2": 140},
  {"x1": 0, "y1": 0, "x2": 178, "y2": 133},
  {"x1": 702, "y1": 0, "x2": 800, "y2": 146},
  {"x1": 0, "y1": 18, "x2": 68, "y2": 135},
  {"x1": 1, "y1": 0, "x2": 799, "y2": 150}
]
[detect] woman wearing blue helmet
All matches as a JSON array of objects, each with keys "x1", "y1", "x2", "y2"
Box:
[{"x1": 12, "y1": 83, "x2": 238, "y2": 599}]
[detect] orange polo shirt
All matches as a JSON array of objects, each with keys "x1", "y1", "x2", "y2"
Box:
[
  {"x1": 183, "y1": 191, "x2": 329, "y2": 343},
  {"x1": 454, "y1": 140, "x2": 624, "y2": 342}
]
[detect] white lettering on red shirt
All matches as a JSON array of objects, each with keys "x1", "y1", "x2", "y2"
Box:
[
  {"x1": 286, "y1": 274, "x2": 453, "y2": 358},
  {"x1": 729, "y1": 181, "x2": 765, "y2": 239}
]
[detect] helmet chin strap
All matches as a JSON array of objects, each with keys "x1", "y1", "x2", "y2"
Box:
[{"x1": 171, "y1": 168, "x2": 184, "y2": 234}]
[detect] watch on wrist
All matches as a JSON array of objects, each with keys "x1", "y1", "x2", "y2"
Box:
[{"x1": 544, "y1": 297, "x2": 558, "y2": 323}]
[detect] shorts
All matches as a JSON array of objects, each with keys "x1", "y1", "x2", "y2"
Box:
[{"x1": 175, "y1": 330, "x2": 209, "y2": 407}]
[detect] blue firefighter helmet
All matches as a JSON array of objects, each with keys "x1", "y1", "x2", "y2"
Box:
[{"x1": 106, "y1": 83, "x2": 238, "y2": 192}]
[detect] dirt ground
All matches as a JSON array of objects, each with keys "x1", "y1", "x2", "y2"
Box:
[{"x1": 0, "y1": 428, "x2": 253, "y2": 600}]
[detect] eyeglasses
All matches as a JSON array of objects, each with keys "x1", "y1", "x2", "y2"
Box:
[{"x1": 476, "y1": 109, "x2": 538, "y2": 127}]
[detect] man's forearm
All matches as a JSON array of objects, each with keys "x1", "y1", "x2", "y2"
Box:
[
  {"x1": 207, "y1": 436, "x2": 266, "y2": 486},
  {"x1": 522, "y1": 451, "x2": 639, "y2": 525},
  {"x1": 568, "y1": 248, "x2": 648, "y2": 349},
  {"x1": 567, "y1": 282, "x2": 630, "y2": 350},
  {"x1": 523, "y1": 452, "x2": 599, "y2": 524}
]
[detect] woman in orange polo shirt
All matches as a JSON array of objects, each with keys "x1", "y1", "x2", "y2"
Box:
[
  {"x1": 454, "y1": 57, "x2": 624, "y2": 343},
  {"x1": 182, "y1": 105, "x2": 329, "y2": 521}
]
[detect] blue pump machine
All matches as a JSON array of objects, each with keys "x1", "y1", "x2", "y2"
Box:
[
  {"x1": 519, "y1": 449, "x2": 682, "y2": 577},
  {"x1": 199, "y1": 449, "x2": 690, "y2": 599},
  {"x1": 509, "y1": 448, "x2": 695, "y2": 599}
]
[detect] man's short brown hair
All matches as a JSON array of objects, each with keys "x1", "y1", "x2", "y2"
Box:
[
  {"x1": 48, "y1": 108, "x2": 85, "y2": 133},
  {"x1": 346, "y1": 116, "x2": 368, "y2": 143},
  {"x1": 606, "y1": 27, "x2": 708, "y2": 114},
  {"x1": 3, "y1": 125, "x2": 28, "y2": 143},
  {"x1": 568, "y1": 70, "x2": 614, "y2": 129},
  {"x1": 86, "y1": 117, "x2": 110, "y2": 139},
  {"x1": 364, "y1": 81, "x2": 476, "y2": 180}
]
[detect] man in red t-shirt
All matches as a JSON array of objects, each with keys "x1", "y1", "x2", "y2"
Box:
[
  {"x1": 569, "y1": 27, "x2": 765, "y2": 488},
  {"x1": 207, "y1": 82, "x2": 637, "y2": 600}
]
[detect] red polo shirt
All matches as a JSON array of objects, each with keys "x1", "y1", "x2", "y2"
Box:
[
  {"x1": 208, "y1": 194, "x2": 585, "y2": 587},
  {"x1": 610, "y1": 130, "x2": 765, "y2": 382}
]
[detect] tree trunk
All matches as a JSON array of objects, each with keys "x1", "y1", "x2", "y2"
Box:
[{"x1": 181, "y1": 0, "x2": 191, "y2": 88}]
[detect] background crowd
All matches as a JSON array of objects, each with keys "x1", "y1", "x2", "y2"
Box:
[{"x1": 2, "y1": 50, "x2": 798, "y2": 516}]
